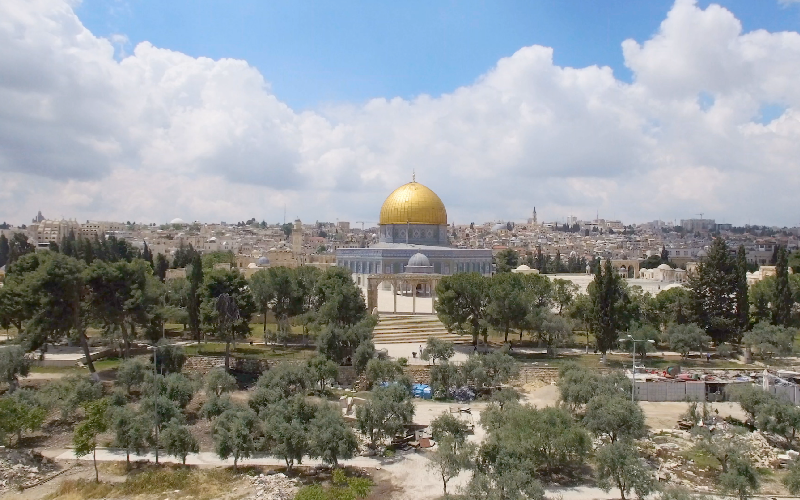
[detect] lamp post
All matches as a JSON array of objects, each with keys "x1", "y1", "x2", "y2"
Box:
[{"x1": 619, "y1": 335, "x2": 655, "y2": 403}]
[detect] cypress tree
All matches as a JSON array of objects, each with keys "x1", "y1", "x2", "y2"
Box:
[
  {"x1": 0, "y1": 234, "x2": 9, "y2": 268},
  {"x1": 735, "y1": 245, "x2": 749, "y2": 337},
  {"x1": 187, "y1": 253, "x2": 203, "y2": 341},
  {"x1": 687, "y1": 238, "x2": 737, "y2": 344},
  {"x1": 774, "y1": 246, "x2": 794, "y2": 327}
]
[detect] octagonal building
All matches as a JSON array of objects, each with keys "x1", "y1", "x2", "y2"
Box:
[{"x1": 336, "y1": 179, "x2": 493, "y2": 290}]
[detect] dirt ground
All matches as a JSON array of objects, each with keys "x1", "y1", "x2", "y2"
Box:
[{"x1": 1, "y1": 377, "x2": 754, "y2": 500}]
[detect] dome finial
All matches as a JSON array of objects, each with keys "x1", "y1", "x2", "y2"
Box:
[{"x1": 412, "y1": 169, "x2": 416, "y2": 183}]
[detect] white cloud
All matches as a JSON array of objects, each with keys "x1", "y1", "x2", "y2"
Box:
[{"x1": 0, "y1": 0, "x2": 799, "y2": 226}]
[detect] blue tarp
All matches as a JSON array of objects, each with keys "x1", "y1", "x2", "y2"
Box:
[{"x1": 412, "y1": 383, "x2": 432, "y2": 399}]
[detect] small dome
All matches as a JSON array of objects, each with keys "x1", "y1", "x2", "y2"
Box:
[
  {"x1": 697, "y1": 250, "x2": 708, "y2": 257},
  {"x1": 247, "y1": 263, "x2": 258, "y2": 269},
  {"x1": 515, "y1": 264, "x2": 531, "y2": 271},
  {"x1": 170, "y1": 218, "x2": 185, "y2": 225},
  {"x1": 657, "y1": 263, "x2": 672, "y2": 270},
  {"x1": 257, "y1": 256, "x2": 269, "y2": 266},
  {"x1": 408, "y1": 253, "x2": 430, "y2": 267}
]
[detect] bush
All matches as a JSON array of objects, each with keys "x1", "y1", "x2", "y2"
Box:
[{"x1": 116, "y1": 358, "x2": 150, "y2": 393}]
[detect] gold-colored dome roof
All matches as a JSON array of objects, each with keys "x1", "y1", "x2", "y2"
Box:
[{"x1": 379, "y1": 181, "x2": 447, "y2": 225}]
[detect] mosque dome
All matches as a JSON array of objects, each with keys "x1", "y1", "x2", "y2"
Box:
[
  {"x1": 170, "y1": 217, "x2": 185, "y2": 225},
  {"x1": 408, "y1": 253, "x2": 430, "y2": 267},
  {"x1": 657, "y1": 263, "x2": 672, "y2": 270},
  {"x1": 257, "y1": 256, "x2": 269, "y2": 266},
  {"x1": 379, "y1": 181, "x2": 447, "y2": 225}
]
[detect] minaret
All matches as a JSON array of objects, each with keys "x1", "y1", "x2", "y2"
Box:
[{"x1": 533, "y1": 207, "x2": 537, "y2": 226}]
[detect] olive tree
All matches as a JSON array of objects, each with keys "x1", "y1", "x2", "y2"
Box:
[{"x1": 595, "y1": 440, "x2": 656, "y2": 500}]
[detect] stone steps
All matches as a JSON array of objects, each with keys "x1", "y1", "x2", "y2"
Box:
[{"x1": 373, "y1": 314, "x2": 467, "y2": 344}]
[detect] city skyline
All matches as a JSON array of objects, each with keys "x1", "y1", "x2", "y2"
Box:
[{"x1": 2, "y1": 0, "x2": 800, "y2": 226}]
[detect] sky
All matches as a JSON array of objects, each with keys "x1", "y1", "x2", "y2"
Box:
[{"x1": 2, "y1": 0, "x2": 800, "y2": 227}]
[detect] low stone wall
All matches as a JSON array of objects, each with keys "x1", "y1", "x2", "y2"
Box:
[
  {"x1": 516, "y1": 366, "x2": 559, "y2": 385},
  {"x1": 183, "y1": 355, "x2": 298, "y2": 376}
]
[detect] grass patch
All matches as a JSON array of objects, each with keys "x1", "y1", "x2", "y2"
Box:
[
  {"x1": 680, "y1": 447, "x2": 720, "y2": 470},
  {"x1": 29, "y1": 365, "x2": 85, "y2": 374},
  {"x1": 185, "y1": 342, "x2": 315, "y2": 361},
  {"x1": 46, "y1": 466, "x2": 242, "y2": 500}
]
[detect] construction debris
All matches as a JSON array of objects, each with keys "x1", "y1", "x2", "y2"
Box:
[
  {"x1": 248, "y1": 472, "x2": 300, "y2": 500},
  {"x1": 0, "y1": 448, "x2": 59, "y2": 492}
]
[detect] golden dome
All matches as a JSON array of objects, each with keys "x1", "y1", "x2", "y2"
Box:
[{"x1": 379, "y1": 181, "x2": 447, "y2": 225}]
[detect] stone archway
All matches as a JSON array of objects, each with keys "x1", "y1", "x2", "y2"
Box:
[{"x1": 366, "y1": 273, "x2": 443, "y2": 314}]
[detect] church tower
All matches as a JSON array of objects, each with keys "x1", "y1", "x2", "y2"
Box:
[{"x1": 533, "y1": 207, "x2": 538, "y2": 226}]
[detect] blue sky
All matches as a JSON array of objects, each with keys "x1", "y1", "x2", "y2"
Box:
[
  {"x1": 76, "y1": 0, "x2": 800, "y2": 110},
  {"x1": 3, "y1": 0, "x2": 800, "y2": 226}
]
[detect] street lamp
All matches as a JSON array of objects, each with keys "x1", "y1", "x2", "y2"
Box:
[{"x1": 619, "y1": 334, "x2": 655, "y2": 403}]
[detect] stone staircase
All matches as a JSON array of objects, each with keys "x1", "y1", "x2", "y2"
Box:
[{"x1": 372, "y1": 314, "x2": 467, "y2": 344}]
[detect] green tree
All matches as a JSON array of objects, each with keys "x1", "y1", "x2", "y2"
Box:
[
  {"x1": 212, "y1": 406, "x2": 259, "y2": 471},
  {"x1": 0, "y1": 346, "x2": 30, "y2": 393},
  {"x1": 200, "y1": 270, "x2": 256, "y2": 367},
  {"x1": 266, "y1": 266, "x2": 299, "y2": 343},
  {"x1": 307, "y1": 355, "x2": 339, "y2": 392},
  {"x1": 486, "y1": 273, "x2": 528, "y2": 342},
  {"x1": 735, "y1": 245, "x2": 750, "y2": 335},
  {"x1": 249, "y1": 269, "x2": 275, "y2": 334},
  {"x1": 783, "y1": 458, "x2": 800, "y2": 495},
  {"x1": 140, "y1": 394, "x2": 182, "y2": 464},
  {"x1": 430, "y1": 412, "x2": 470, "y2": 450},
  {"x1": 315, "y1": 317, "x2": 376, "y2": 365},
  {"x1": 7, "y1": 233, "x2": 35, "y2": 265},
  {"x1": 73, "y1": 399, "x2": 110, "y2": 482},
  {"x1": 364, "y1": 358, "x2": 405, "y2": 389},
  {"x1": 250, "y1": 363, "x2": 311, "y2": 412},
  {"x1": 84, "y1": 259, "x2": 154, "y2": 358},
  {"x1": 719, "y1": 454, "x2": 759, "y2": 500},
  {"x1": 590, "y1": 260, "x2": 631, "y2": 357},
  {"x1": 200, "y1": 394, "x2": 233, "y2": 421},
  {"x1": 308, "y1": 403, "x2": 358, "y2": 467},
  {"x1": 742, "y1": 321, "x2": 796, "y2": 360},
  {"x1": 774, "y1": 246, "x2": 794, "y2": 327},
  {"x1": 667, "y1": 323, "x2": 711, "y2": 358},
  {"x1": 595, "y1": 440, "x2": 656, "y2": 500},
  {"x1": 535, "y1": 312, "x2": 573, "y2": 356},
  {"x1": 0, "y1": 233, "x2": 9, "y2": 268},
  {"x1": 154, "y1": 253, "x2": 169, "y2": 282},
  {"x1": 115, "y1": 358, "x2": 150, "y2": 394},
  {"x1": 356, "y1": 384, "x2": 415, "y2": 448},
  {"x1": 494, "y1": 249, "x2": 519, "y2": 274},
  {"x1": 0, "y1": 394, "x2": 46, "y2": 446},
  {"x1": 110, "y1": 404, "x2": 149, "y2": 466},
  {"x1": 187, "y1": 253, "x2": 203, "y2": 340},
  {"x1": 427, "y1": 435, "x2": 474, "y2": 496},
  {"x1": 583, "y1": 395, "x2": 646, "y2": 443},
  {"x1": 429, "y1": 361, "x2": 464, "y2": 399},
  {"x1": 205, "y1": 368, "x2": 237, "y2": 397},
  {"x1": 687, "y1": 238, "x2": 739, "y2": 343},
  {"x1": 155, "y1": 341, "x2": 186, "y2": 374},
  {"x1": 22, "y1": 254, "x2": 97, "y2": 372},
  {"x1": 420, "y1": 336, "x2": 455, "y2": 365},
  {"x1": 261, "y1": 395, "x2": 317, "y2": 470},
  {"x1": 557, "y1": 363, "x2": 631, "y2": 413},
  {"x1": 314, "y1": 267, "x2": 367, "y2": 327},
  {"x1": 652, "y1": 287, "x2": 692, "y2": 329},
  {"x1": 479, "y1": 403, "x2": 590, "y2": 477},
  {"x1": 436, "y1": 272, "x2": 489, "y2": 345},
  {"x1": 551, "y1": 278, "x2": 578, "y2": 315},
  {"x1": 160, "y1": 418, "x2": 199, "y2": 464},
  {"x1": 755, "y1": 396, "x2": 800, "y2": 447}
]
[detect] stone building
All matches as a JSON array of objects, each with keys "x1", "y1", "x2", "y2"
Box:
[{"x1": 336, "y1": 178, "x2": 493, "y2": 298}]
